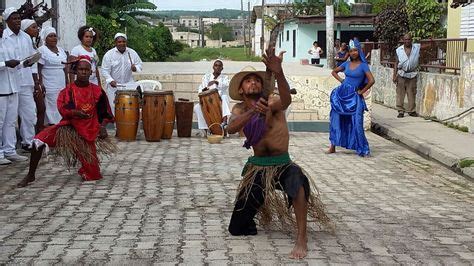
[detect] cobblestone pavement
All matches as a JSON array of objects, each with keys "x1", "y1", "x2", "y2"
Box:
[{"x1": 1, "y1": 132, "x2": 473, "y2": 265}]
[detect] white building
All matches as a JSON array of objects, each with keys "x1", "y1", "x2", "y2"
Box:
[
  {"x1": 202, "y1": 17, "x2": 220, "y2": 26},
  {"x1": 179, "y1": 16, "x2": 200, "y2": 30},
  {"x1": 172, "y1": 31, "x2": 206, "y2": 48},
  {"x1": 1, "y1": 0, "x2": 86, "y2": 51}
]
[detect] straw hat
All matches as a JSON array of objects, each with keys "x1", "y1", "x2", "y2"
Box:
[{"x1": 229, "y1": 66, "x2": 275, "y2": 101}]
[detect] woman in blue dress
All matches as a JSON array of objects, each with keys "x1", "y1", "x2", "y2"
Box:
[
  {"x1": 327, "y1": 39, "x2": 375, "y2": 156},
  {"x1": 335, "y1": 42, "x2": 349, "y2": 67}
]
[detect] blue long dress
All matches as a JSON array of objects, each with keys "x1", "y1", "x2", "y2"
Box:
[{"x1": 329, "y1": 60, "x2": 370, "y2": 156}]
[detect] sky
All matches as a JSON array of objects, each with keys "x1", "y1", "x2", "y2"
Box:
[{"x1": 151, "y1": 0, "x2": 290, "y2": 11}]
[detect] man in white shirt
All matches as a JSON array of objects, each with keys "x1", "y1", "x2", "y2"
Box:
[
  {"x1": 392, "y1": 33, "x2": 421, "y2": 118},
  {"x1": 101, "y1": 33, "x2": 143, "y2": 115},
  {"x1": 3, "y1": 11, "x2": 40, "y2": 151},
  {"x1": 193, "y1": 60, "x2": 231, "y2": 136},
  {"x1": 0, "y1": 8, "x2": 31, "y2": 164}
]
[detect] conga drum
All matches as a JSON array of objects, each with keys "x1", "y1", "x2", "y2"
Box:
[
  {"x1": 199, "y1": 89, "x2": 223, "y2": 135},
  {"x1": 114, "y1": 90, "x2": 140, "y2": 141},
  {"x1": 175, "y1": 98, "x2": 194, "y2": 137},
  {"x1": 161, "y1": 90, "x2": 175, "y2": 139},
  {"x1": 142, "y1": 91, "x2": 166, "y2": 142}
]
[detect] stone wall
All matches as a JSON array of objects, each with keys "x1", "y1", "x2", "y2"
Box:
[
  {"x1": 371, "y1": 49, "x2": 474, "y2": 133},
  {"x1": 127, "y1": 72, "x2": 372, "y2": 131}
]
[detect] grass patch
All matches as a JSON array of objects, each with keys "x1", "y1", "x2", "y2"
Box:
[
  {"x1": 167, "y1": 47, "x2": 261, "y2": 62},
  {"x1": 459, "y1": 159, "x2": 474, "y2": 168},
  {"x1": 443, "y1": 122, "x2": 469, "y2": 132}
]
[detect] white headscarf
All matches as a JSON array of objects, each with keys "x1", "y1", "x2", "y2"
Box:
[
  {"x1": 21, "y1": 19, "x2": 36, "y2": 31},
  {"x1": 2, "y1": 7, "x2": 17, "y2": 21},
  {"x1": 114, "y1": 32, "x2": 127, "y2": 40},
  {"x1": 40, "y1": 26, "x2": 56, "y2": 44}
]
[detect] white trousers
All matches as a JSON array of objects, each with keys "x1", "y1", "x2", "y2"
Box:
[
  {"x1": 194, "y1": 94, "x2": 231, "y2": 129},
  {"x1": 0, "y1": 93, "x2": 19, "y2": 158},
  {"x1": 18, "y1": 85, "x2": 37, "y2": 146},
  {"x1": 106, "y1": 86, "x2": 118, "y2": 116},
  {"x1": 44, "y1": 88, "x2": 62, "y2": 125}
]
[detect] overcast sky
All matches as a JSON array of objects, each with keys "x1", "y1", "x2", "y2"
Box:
[{"x1": 151, "y1": 0, "x2": 290, "y2": 11}]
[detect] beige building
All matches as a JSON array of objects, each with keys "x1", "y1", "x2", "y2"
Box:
[
  {"x1": 172, "y1": 31, "x2": 206, "y2": 48},
  {"x1": 447, "y1": 0, "x2": 474, "y2": 52}
]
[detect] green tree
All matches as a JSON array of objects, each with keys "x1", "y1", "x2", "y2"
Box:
[
  {"x1": 366, "y1": 0, "x2": 400, "y2": 14},
  {"x1": 87, "y1": 0, "x2": 158, "y2": 28},
  {"x1": 207, "y1": 23, "x2": 235, "y2": 42},
  {"x1": 373, "y1": 3, "x2": 409, "y2": 60},
  {"x1": 292, "y1": 0, "x2": 325, "y2": 16},
  {"x1": 406, "y1": 0, "x2": 445, "y2": 40},
  {"x1": 86, "y1": 14, "x2": 120, "y2": 60}
]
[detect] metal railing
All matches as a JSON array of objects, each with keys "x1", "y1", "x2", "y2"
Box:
[{"x1": 362, "y1": 38, "x2": 468, "y2": 75}]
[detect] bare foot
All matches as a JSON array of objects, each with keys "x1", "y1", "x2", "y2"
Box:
[
  {"x1": 17, "y1": 174, "x2": 35, "y2": 188},
  {"x1": 325, "y1": 146, "x2": 336, "y2": 154},
  {"x1": 289, "y1": 237, "x2": 307, "y2": 259}
]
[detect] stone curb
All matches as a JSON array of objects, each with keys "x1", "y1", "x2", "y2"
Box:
[{"x1": 371, "y1": 121, "x2": 474, "y2": 180}]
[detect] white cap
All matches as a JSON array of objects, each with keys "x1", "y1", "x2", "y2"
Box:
[
  {"x1": 114, "y1": 32, "x2": 127, "y2": 40},
  {"x1": 40, "y1": 26, "x2": 56, "y2": 44},
  {"x1": 2, "y1": 7, "x2": 18, "y2": 21},
  {"x1": 21, "y1": 19, "x2": 36, "y2": 31}
]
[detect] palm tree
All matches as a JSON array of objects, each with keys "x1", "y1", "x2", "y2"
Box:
[{"x1": 87, "y1": 0, "x2": 158, "y2": 27}]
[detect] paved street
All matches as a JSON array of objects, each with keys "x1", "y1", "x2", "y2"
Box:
[{"x1": 0, "y1": 132, "x2": 473, "y2": 265}]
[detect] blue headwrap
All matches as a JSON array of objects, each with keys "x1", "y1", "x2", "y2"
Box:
[{"x1": 349, "y1": 39, "x2": 368, "y2": 85}]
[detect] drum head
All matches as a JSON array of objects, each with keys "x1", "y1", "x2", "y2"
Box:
[
  {"x1": 116, "y1": 90, "x2": 139, "y2": 96},
  {"x1": 198, "y1": 88, "x2": 218, "y2": 97},
  {"x1": 157, "y1": 90, "x2": 174, "y2": 95}
]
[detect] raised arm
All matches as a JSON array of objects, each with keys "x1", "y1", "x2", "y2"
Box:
[
  {"x1": 331, "y1": 65, "x2": 345, "y2": 83},
  {"x1": 262, "y1": 47, "x2": 291, "y2": 110}
]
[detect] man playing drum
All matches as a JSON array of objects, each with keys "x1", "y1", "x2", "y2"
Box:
[
  {"x1": 101, "y1": 33, "x2": 143, "y2": 115},
  {"x1": 226, "y1": 48, "x2": 332, "y2": 259},
  {"x1": 193, "y1": 60, "x2": 231, "y2": 136}
]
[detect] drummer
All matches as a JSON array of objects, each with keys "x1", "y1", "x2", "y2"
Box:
[
  {"x1": 193, "y1": 60, "x2": 231, "y2": 136},
  {"x1": 101, "y1": 32, "x2": 143, "y2": 115}
]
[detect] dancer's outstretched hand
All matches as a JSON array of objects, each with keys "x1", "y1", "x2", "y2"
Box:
[{"x1": 262, "y1": 47, "x2": 285, "y2": 75}]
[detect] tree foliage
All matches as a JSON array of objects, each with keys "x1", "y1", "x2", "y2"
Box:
[
  {"x1": 406, "y1": 0, "x2": 445, "y2": 40},
  {"x1": 87, "y1": 0, "x2": 158, "y2": 28},
  {"x1": 292, "y1": 0, "x2": 325, "y2": 16},
  {"x1": 87, "y1": 15, "x2": 183, "y2": 62},
  {"x1": 366, "y1": 0, "x2": 400, "y2": 14},
  {"x1": 153, "y1": 9, "x2": 242, "y2": 20},
  {"x1": 374, "y1": 3, "x2": 409, "y2": 59},
  {"x1": 207, "y1": 23, "x2": 235, "y2": 42}
]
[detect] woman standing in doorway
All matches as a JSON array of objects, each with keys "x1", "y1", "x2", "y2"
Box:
[{"x1": 308, "y1": 41, "x2": 323, "y2": 65}]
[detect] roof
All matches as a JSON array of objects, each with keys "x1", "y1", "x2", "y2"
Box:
[{"x1": 287, "y1": 15, "x2": 375, "y2": 25}]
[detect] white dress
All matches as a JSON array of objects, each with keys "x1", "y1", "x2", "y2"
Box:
[
  {"x1": 38, "y1": 45, "x2": 68, "y2": 124},
  {"x1": 70, "y1": 45, "x2": 100, "y2": 85}
]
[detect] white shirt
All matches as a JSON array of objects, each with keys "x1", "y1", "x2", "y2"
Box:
[
  {"x1": 38, "y1": 45, "x2": 67, "y2": 90},
  {"x1": 198, "y1": 73, "x2": 230, "y2": 97},
  {"x1": 70, "y1": 45, "x2": 100, "y2": 85},
  {"x1": 0, "y1": 39, "x2": 20, "y2": 94},
  {"x1": 308, "y1": 46, "x2": 322, "y2": 59},
  {"x1": 101, "y1": 47, "x2": 143, "y2": 86},
  {"x1": 2, "y1": 26, "x2": 37, "y2": 87},
  {"x1": 396, "y1": 43, "x2": 420, "y2": 79}
]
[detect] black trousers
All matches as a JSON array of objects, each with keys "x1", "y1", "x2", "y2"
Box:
[
  {"x1": 311, "y1": 58, "x2": 320, "y2": 64},
  {"x1": 228, "y1": 163, "x2": 310, "y2": 236}
]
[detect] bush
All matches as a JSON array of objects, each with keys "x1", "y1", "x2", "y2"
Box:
[{"x1": 87, "y1": 15, "x2": 183, "y2": 62}]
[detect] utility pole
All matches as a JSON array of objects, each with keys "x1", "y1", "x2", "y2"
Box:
[
  {"x1": 260, "y1": 0, "x2": 265, "y2": 56},
  {"x1": 248, "y1": 1, "x2": 252, "y2": 56},
  {"x1": 326, "y1": 0, "x2": 335, "y2": 69},
  {"x1": 241, "y1": 0, "x2": 247, "y2": 55}
]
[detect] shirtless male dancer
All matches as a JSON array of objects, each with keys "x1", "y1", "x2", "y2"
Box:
[{"x1": 226, "y1": 47, "x2": 331, "y2": 259}]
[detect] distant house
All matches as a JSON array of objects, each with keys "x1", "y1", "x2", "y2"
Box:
[
  {"x1": 276, "y1": 15, "x2": 375, "y2": 64},
  {"x1": 179, "y1": 16, "x2": 201, "y2": 30},
  {"x1": 447, "y1": 0, "x2": 474, "y2": 52},
  {"x1": 172, "y1": 31, "x2": 206, "y2": 48},
  {"x1": 1, "y1": 0, "x2": 86, "y2": 51}
]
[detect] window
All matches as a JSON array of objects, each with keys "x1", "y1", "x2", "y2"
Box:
[
  {"x1": 460, "y1": 4, "x2": 474, "y2": 39},
  {"x1": 180, "y1": 36, "x2": 183, "y2": 39},
  {"x1": 279, "y1": 33, "x2": 281, "y2": 48},
  {"x1": 286, "y1": 30, "x2": 289, "y2": 41},
  {"x1": 292, "y1": 30, "x2": 296, "y2": 58}
]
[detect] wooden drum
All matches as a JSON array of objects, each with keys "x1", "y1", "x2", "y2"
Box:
[
  {"x1": 175, "y1": 98, "x2": 194, "y2": 137},
  {"x1": 114, "y1": 90, "x2": 140, "y2": 141},
  {"x1": 199, "y1": 89, "x2": 223, "y2": 135},
  {"x1": 161, "y1": 90, "x2": 175, "y2": 139},
  {"x1": 142, "y1": 91, "x2": 166, "y2": 142}
]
